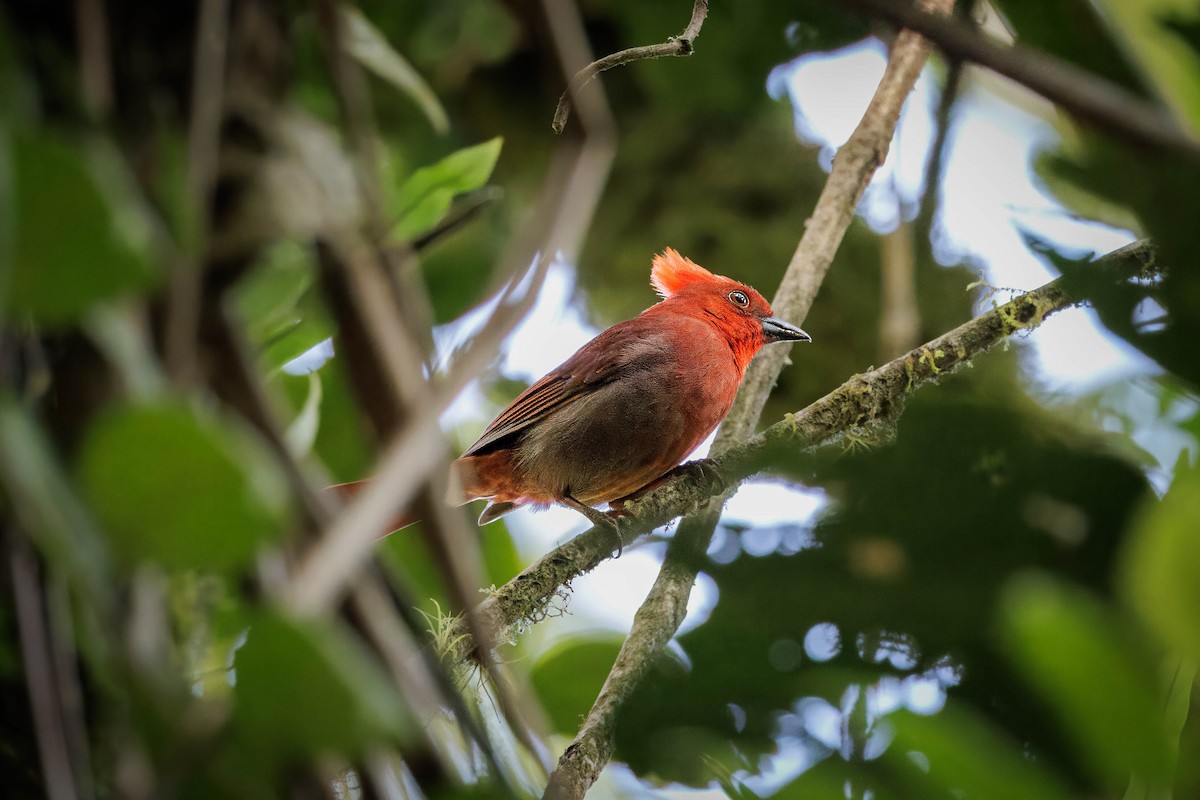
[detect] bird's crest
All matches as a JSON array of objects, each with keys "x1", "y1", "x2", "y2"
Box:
[{"x1": 650, "y1": 248, "x2": 716, "y2": 298}]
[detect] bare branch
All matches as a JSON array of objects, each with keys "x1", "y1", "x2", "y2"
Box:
[
  {"x1": 722, "y1": 0, "x2": 953, "y2": 447},
  {"x1": 837, "y1": 0, "x2": 1200, "y2": 159},
  {"x1": 552, "y1": 0, "x2": 709, "y2": 134}
]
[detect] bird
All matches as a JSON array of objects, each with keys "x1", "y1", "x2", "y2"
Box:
[{"x1": 335, "y1": 248, "x2": 811, "y2": 532}]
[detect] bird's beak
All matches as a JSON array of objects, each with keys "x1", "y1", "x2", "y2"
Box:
[{"x1": 762, "y1": 316, "x2": 812, "y2": 343}]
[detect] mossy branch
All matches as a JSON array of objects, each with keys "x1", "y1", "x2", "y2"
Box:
[{"x1": 446, "y1": 238, "x2": 1158, "y2": 665}]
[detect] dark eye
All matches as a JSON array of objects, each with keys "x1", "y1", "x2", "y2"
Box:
[{"x1": 728, "y1": 290, "x2": 750, "y2": 308}]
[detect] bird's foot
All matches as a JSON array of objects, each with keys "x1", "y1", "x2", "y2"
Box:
[
  {"x1": 562, "y1": 492, "x2": 626, "y2": 558},
  {"x1": 669, "y1": 457, "x2": 726, "y2": 493}
]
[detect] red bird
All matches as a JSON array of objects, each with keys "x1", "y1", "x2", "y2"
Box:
[{"x1": 448, "y1": 248, "x2": 810, "y2": 528}]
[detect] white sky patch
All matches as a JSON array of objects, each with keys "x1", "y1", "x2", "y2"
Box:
[
  {"x1": 723, "y1": 481, "x2": 827, "y2": 528},
  {"x1": 775, "y1": 39, "x2": 938, "y2": 229},
  {"x1": 781, "y1": 39, "x2": 1155, "y2": 395}
]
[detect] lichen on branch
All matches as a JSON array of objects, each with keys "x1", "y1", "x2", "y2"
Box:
[{"x1": 446, "y1": 238, "x2": 1158, "y2": 666}]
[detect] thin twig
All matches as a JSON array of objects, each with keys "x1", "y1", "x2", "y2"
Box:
[
  {"x1": 453, "y1": 238, "x2": 1157, "y2": 671},
  {"x1": 837, "y1": 0, "x2": 1200, "y2": 159},
  {"x1": 552, "y1": 0, "x2": 709, "y2": 134}
]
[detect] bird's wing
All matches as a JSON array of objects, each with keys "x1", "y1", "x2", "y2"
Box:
[{"x1": 462, "y1": 320, "x2": 675, "y2": 457}]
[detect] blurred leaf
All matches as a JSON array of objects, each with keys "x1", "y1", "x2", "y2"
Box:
[
  {"x1": 233, "y1": 611, "x2": 412, "y2": 757},
  {"x1": 0, "y1": 397, "x2": 112, "y2": 606},
  {"x1": 233, "y1": 240, "x2": 335, "y2": 371},
  {"x1": 342, "y1": 6, "x2": 449, "y2": 134},
  {"x1": 884, "y1": 705, "x2": 1071, "y2": 800},
  {"x1": 771, "y1": 757, "x2": 901, "y2": 800},
  {"x1": 531, "y1": 639, "x2": 623, "y2": 736},
  {"x1": 1093, "y1": 0, "x2": 1200, "y2": 134},
  {"x1": 1123, "y1": 460, "x2": 1200, "y2": 662},
  {"x1": 278, "y1": 362, "x2": 372, "y2": 481},
  {"x1": 77, "y1": 402, "x2": 289, "y2": 571},
  {"x1": 8, "y1": 134, "x2": 157, "y2": 325},
  {"x1": 284, "y1": 372, "x2": 322, "y2": 458},
  {"x1": 1000, "y1": 574, "x2": 1172, "y2": 790},
  {"x1": 394, "y1": 137, "x2": 502, "y2": 239}
]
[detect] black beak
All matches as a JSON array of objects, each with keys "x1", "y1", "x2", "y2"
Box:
[{"x1": 762, "y1": 316, "x2": 812, "y2": 343}]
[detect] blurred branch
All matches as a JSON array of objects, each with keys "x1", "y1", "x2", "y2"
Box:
[
  {"x1": 551, "y1": 0, "x2": 708, "y2": 134},
  {"x1": 410, "y1": 188, "x2": 502, "y2": 253},
  {"x1": 836, "y1": 0, "x2": 1200, "y2": 160},
  {"x1": 455, "y1": 236, "x2": 1158, "y2": 662},
  {"x1": 165, "y1": 0, "x2": 229, "y2": 388},
  {"x1": 302, "y1": 0, "x2": 558, "y2": 777},
  {"x1": 878, "y1": 218, "x2": 920, "y2": 360},
  {"x1": 74, "y1": 0, "x2": 113, "y2": 117},
  {"x1": 914, "y1": 0, "x2": 972, "y2": 235},
  {"x1": 11, "y1": 537, "x2": 83, "y2": 800}
]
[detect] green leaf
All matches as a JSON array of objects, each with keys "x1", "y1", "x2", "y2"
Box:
[
  {"x1": 233, "y1": 611, "x2": 412, "y2": 757},
  {"x1": 9, "y1": 134, "x2": 157, "y2": 325},
  {"x1": 1000, "y1": 574, "x2": 1172, "y2": 790},
  {"x1": 233, "y1": 240, "x2": 335, "y2": 371},
  {"x1": 394, "y1": 137, "x2": 502, "y2": 240},
  {"x1": 1093, "y1": 0, "x2": 1200, "y2": 135},
  {"x1": 77, "y1": 402, "x2": 289, "y2": 571},
  {"x1": 1123, "y1": 460, "x2": 1200, "y2": 662},
  {"x1": 884, "y1": 705, "x2": 1071, "y2": 800},
  {"x1": 342, "y1": 7, "x2": 449, "y2": 134},
  {"x1": 531, "y1": 639, "x2": 623, "y2": 735}
]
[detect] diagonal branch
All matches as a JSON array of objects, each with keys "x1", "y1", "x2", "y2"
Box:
[
  {"x1": 450, "y1": 237, "x2": 1158, "y2": 666},
  {"x1": 539, "y1": 6, "x2": 944, "y2": 790},
  {"x1": 552, "y1": 0, "x2": 709, "y2": 134},
  {"x1": 837, "y1": 0, "x2": 1200, "y2": 159}
]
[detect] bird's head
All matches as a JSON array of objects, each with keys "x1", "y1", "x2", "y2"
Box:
[{"x1": 650, "y1": 248, "x2": 811, "y2": 370}]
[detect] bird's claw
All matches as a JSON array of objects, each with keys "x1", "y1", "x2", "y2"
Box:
[
  {"x1": 673, "y1": 457, "x2": 726, "y2": 493},
  {"x1": 562, "y1": 492, "x2": 627, "y2": 558}
]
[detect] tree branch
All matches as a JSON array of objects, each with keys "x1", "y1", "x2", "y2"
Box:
[
  {"x1": 540, "y1": 5, "x2": 950, "y2": 791},
  {"x1": 551, "y1": 0, "x2": 709, "y2": 134},
  {"x1": 452, "y1": 236, "x2": 1158, "y2": 662},
  {"x1": 837, "y1": 0, "x2": 1200, "y2": 160}
]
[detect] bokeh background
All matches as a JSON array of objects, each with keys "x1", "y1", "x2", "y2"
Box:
[{"x1": 2, "y1": 1, "x2": 1200, "y2": 798}]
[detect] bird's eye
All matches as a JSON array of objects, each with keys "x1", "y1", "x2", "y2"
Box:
[{"x1": 728, "y1": 290, "x2": 750, "y2": 308}]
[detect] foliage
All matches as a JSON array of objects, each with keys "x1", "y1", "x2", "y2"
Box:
[{"x1": 0, "y1": 0, "x2": 1197, "y2": 799}]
